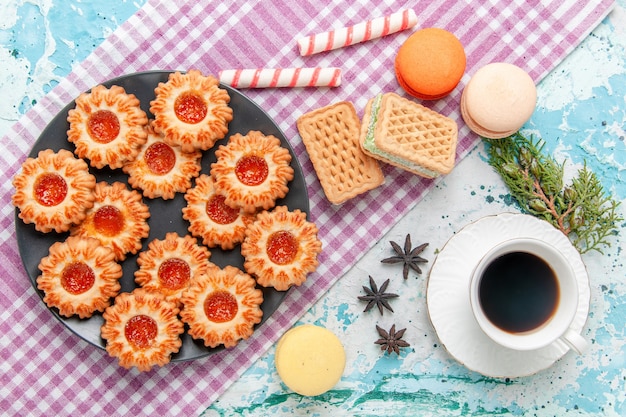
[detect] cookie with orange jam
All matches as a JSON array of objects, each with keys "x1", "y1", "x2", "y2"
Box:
[
  {"x1": 123, "y1": 122, "x2": 202, "y2": 200},
  {"x1": 180, "y1": 265, "x2": 263, "y2": 348},
  {"x1": 67, "y1": 84, "x2": 148, "y2": 169},
  {"x1": 210, "y1": 130, "x2": 294, "y2": 213},
  {"x1": 101, "y1": 288, "x2": 184, "y2": 372},
  {"x1": 37, "y1": 236, "x2": 122, "y2": 319},
  {"x1": 150, "y1": 69, "x2": 233, "y2": 152},
  {"x1": 70, "y1": 181, "x2": 150, "y2": 261},
  {"x1": 12, "y1": 149, "x2": 96, "y2": 233},
  {"x1": 135, "y1": 232, "x2": 215, "y2": 306},
  {"x1": 241, "y1": 206, "x2": 322, "y2": 291},
  {"x1": 182, "y1": 174, "x2": 255, "y2": 250}
]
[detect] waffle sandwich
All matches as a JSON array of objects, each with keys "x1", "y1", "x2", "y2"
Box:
[
  {"x1": 297, "y1": 101, "x2": 384, "y2": 204},
  {"x1": 359, "y1": 92, "x2": 458, "y2": 178}
]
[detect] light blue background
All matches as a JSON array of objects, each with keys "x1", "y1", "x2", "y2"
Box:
[{"x1": 1, "y1": 1, "x2": 624, "y2": 415}]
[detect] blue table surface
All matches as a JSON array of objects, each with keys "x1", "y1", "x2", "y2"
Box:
[{"x1": 2, "y1": 1, "x2": 625, "y2": 416}]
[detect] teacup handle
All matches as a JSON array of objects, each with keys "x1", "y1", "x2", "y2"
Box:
[{"x1": 560, "y1": 328, "x2": 587, "y2": 354}]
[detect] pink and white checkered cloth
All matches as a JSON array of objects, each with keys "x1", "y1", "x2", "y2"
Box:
[{"x1": 0, "y1": 1, "x2": 614, "y2": 415}]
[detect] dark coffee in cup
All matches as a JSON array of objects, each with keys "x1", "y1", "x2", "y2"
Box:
[
  {"x1": 470, "y1": 237, "x2": 586, "y2": 353},
  {"x1": 478, "y1": 251, "x2": 559, "y2": 333}
]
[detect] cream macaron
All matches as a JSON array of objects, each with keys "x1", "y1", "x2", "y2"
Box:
[
  {"x1": 461, "y1": 62, "x2": 537, "y2": 139},
  {"x1": 274, "y1": 324, "x2": 345, "y2": 396}
]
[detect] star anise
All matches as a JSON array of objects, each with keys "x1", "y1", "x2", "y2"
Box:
[
  {"x1": 375, "y1": 324, "x2": 410, "y2": 355},
  {"x1": 358, "y1": 276, "x2": 399, "y2": 315},
  {"x1": 381, "y1": 234, "x2": 428, "y2": 279}
]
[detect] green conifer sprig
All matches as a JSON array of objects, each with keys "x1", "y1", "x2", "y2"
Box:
[{"x1": 485, "y1": 132, "x2": 622, "y2": 254}]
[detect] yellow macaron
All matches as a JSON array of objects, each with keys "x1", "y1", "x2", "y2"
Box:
[{"x1": 274, "y1": 324, "x2": 345, "y2": 396}]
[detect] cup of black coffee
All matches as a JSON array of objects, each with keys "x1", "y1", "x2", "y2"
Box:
[{"x1": 469, "y1": 238, "x2": 587, "y2": 353}]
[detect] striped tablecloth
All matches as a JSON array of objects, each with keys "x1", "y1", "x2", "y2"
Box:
[{"x1": 0, "y1": 1, "x2": 614, "y2": 415}]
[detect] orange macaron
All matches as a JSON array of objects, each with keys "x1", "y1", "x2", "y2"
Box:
[{"x1": 395, "y1": 28, "x2": 466, "y2": 100}]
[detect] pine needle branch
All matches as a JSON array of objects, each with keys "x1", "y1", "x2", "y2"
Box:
[{"x1": 485, "y1": 132, "x2": 622, "y2": 254}]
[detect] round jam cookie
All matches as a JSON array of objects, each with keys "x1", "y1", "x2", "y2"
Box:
[
  {"x1": 210, "y1": 130, "x2": 294, "y2": 213},
  {"x1": 101, "y1": 288, "x2": 184, "y2": 372},
  {"x1": 12, "y1": 149, "x2": 96, "y2": 233},
  {"x1": 123, "y1": 122, "x2": 202, "y2": 200},
  {"x1": 241, "y1": 206, "x2": 322, "y2": 291},
  {"x1": 135, "y1": 232, "x2": 214, "y2": 306},
  {"x1": 180, "y1": 265, "x2": 263, "y2": 348},
  {"x1": 67, "y1": 84, "x2": 148, "y2": 169},
  {"x1": 150, "y1": 69, "x2": 233, "y2": 152},
  {"x1": 37, "y1": 236, "x2": 122, "y2": 319},
  {"x1": 460, "y1": 62, "x2": 537, "y2": 139},
  {"x1": 395, "y1": 28, "x2": 466, "y2": 100},
  {"x1": 275, "y1": 324, "x2": 346, "y2": 396},
  {"x1": 70, "y1": 181, "x2": 150, "y2": 262},
  {"x1": 182, "y1": 174, "x2": 255, "y2": 250}
]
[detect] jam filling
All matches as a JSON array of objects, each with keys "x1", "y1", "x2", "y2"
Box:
[
  {"x1": 93, "y1": 205, "x2": 124, "y2": 237},
  {"x1": 206, "y1": 194, "x2": 239, "y2": 225},
  {"x1": 174, "y1": 91, "x2": 207, "y2": 124},
  {"x1": 266, "y1": 230, "x2": 298, "y2": 265},
  {"x1": 125, "y1": 315, "x2": 158, "y2": 350},
  {"x1": 204, "y1": 291, "x2": 238, "y2": 323},
  {"x1": 61, "y1": 261, "x2": 95, "y2": 295},
  {"x1": 145, "y1": 142, "x2": 176, "y2": 175},
  {"x1": 87, "y1": 110, "x2": 120, "y2": 144},
  {"x1": 235, "y1": 155, "x2": 269, "y2": 186},
  {"x1": 158, "y1": 258, "x2": 191, "y2": 291},
  {"x1": 34, "y1": 173, "x2": 68, "y2": 207}
]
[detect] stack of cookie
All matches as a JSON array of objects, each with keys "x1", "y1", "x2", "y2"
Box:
[{"x1": 297, "y1": 92, "x2": 459, "y2": 204}]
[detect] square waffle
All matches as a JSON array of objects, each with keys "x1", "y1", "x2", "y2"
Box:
[
  {"x1": 360, "y1": 92, "x2": 458, "y2": 178},
  {"x1": 297, "y1": 101, "x2": 385, "y2": 204}
]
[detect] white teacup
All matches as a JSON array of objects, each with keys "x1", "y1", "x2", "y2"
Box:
[{"x1": 469, "y1": 237, "x2": 587, "y2": 354}]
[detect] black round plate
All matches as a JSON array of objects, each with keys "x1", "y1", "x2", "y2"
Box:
[{"x1": 14, "y1": 70, "x2": 309, "y2": 361}]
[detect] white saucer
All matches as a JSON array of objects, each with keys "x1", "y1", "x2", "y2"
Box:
[{"x1": 426, "y1": 213, "x2": 590, "y2": 378}]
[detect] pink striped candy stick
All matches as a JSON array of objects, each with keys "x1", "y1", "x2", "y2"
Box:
[
  {"x1": 297, "y1": 9, "x2": 418, "y2": 56},
  {"x1": 218, "y1": 67, "x2": 342, "y2": 89}
]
